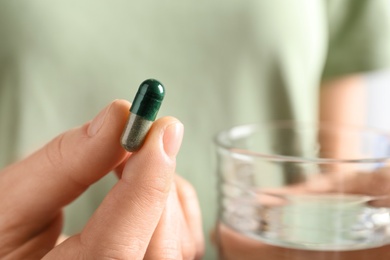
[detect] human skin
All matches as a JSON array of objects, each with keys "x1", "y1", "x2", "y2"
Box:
[
  {"x1": 0, "y1": 100, "x2": 204, "y2": 259},
  {"x1": 216, "y1": 75, "x2": 390, "y2": 259},
  {"x1": 319, "y1": 75, "x2": 366, "y2": 160},
  {"x1": 216, "y1": 164, "x2": 390, "y2": 260},
  {"x1": 217, "y1": 224, "x2": 390, "y2": 260}
]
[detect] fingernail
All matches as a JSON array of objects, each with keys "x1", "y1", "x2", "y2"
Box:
[
  {"x1": 87, "y1": 104, "x2": 111, "y2": 137},
  {"x1": 163, "y1": 122, "x2": 184, "y2": 158}
]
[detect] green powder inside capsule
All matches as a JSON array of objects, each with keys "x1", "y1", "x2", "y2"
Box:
[{"x1": 120, "y1": 79, "x2": 165, "y2": 152}]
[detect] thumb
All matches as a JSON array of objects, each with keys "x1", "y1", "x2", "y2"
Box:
[{"x1": 70, "y1": 117, "x2": 184, "y2": 259}]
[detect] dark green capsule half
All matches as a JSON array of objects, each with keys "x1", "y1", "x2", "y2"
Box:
[{"x1": 130, "y1": 79, "x2": 165, "y2": 121}]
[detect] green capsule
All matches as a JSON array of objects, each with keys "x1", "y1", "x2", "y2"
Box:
[{"x1": 121, "y1": 79, "x2": 165, "y2": 152}]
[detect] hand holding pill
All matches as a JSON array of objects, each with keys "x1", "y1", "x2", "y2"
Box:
[{"x1": 0, "y1": 98, "x2": 204, "y2": 259}]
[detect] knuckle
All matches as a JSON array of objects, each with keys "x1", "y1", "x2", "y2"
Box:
[
  {"x1": 42, "y1": 131, "x2": 88, "y2": 189},
  {"x1": 44, "y1": 133, "x2": 67, "y2": 169},
  {"x1": 176, "y1": 179, "x2": 198, "y2": 202},
  {"x1": 176, "y1": 176, "x2": 198, "y2": 199},
  {"x1": 182, "y1": 183, "x2": 197, "y2": 200},
  {"x1": 120, "y1": 174, "x2": 172, "y2": 214},
  {"x1": 139, "y1": 174, "x2": 172, "y2": 201}
]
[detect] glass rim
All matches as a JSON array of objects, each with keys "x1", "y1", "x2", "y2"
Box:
[{"x1": 214, "y1": 120, "x2": 390, "y2": 164}]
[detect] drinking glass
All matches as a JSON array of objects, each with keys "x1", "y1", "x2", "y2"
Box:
[{"x1": 214, "y1": 121, "x2": 390, "y2": 260}]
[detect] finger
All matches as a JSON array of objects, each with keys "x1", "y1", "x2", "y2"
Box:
[
  {"x1": 176, "y1": 175, "x2": 205, "y2": 259},
  {"x1": 79, "y1": 117, "x2": 184, "y2": 259},
  {"x1": 114, "y1": 152, "x2": 132, "y2": 179},
  {"x1": 343, "y1": 168, "x2": 390, "y2": 207},
  {"x1": 143, "y1": 185, "x2": 189, "y2": 260},
  {"x1": 0, "y1": 100, "x2": 129, "y2": 232},
  {"x1": 217, "y1": 224, "x2": 390, "y2": 260},
  {"x1": 5, "y1": 213, "x2": 63, "y2": 260}
]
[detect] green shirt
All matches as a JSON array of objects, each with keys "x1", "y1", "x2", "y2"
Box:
[{"x1": 1, "y1": 1, "x2": 390, "y2": 258}]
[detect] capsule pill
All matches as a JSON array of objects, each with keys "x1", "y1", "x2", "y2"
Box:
[{"x1": 120, "y1": 79, "x2": 165, "y2": 152}]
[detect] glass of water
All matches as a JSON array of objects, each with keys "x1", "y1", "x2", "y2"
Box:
[{"x1": 214, "y1": 121, "x2": 390, "y2": 260}]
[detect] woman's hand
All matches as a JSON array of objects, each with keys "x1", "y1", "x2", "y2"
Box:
[{"x1": 0, "y1": 100, "x2": 204, "y2": 259}]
